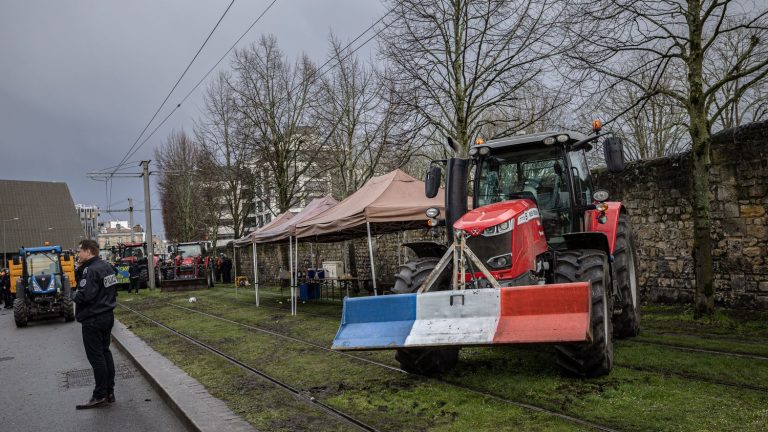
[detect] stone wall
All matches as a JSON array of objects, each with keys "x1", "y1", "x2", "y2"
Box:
[
  {"x1": 593, "y1": 120, "x2": 768, "y2": 309},
  {"x1": 235, "y1": 121, "x2": 768, "y2": 309}
]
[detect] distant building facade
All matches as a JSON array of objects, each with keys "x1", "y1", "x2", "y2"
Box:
[{"x1": 76, "y1": 204, "x2": 99, "y2": 240}]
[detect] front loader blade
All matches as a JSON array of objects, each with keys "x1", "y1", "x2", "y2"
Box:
[
  {"x1": 332, "y1": 282, "x2": 591, "y2": 351},
  {"x1": 159, "y1": 277, "x2": 208, "y2": 292}
]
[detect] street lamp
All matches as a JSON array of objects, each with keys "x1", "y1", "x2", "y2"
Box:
[{"x1": 2, "y1": 217, "x2": 20, "y2": 268}]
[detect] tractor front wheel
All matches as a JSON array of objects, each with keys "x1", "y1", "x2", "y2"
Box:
[
  {"x1": 393, "y1": 257, "x2": 459, "y2": 375},
  {"x1": 612, "y1": 213, "x2": 641, "y2": 338},
  {"x1": 553, "y1": 249, "x2": 613, "y2": 377},
  {"x1": 14, "y1": 298, "x2": 29, "y2": 327},
  {"x1": 62, "y1": 297, "x2": 75, "y2": 322}
]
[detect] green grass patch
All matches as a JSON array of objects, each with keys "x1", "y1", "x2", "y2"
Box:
[{"x1": 117, "y1": 287, "x2": 768, "y2": 431}]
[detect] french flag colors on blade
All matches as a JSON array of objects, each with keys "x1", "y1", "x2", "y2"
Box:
[{"x1": 332, "y1": 283, "x2": 592, "y2": 350}]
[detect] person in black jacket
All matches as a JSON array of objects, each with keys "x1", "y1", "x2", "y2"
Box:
[
  {"x1": 73, "y1": 239, "x2": 118, "y2": 409},
  {"x1": 0, "y1": 268, "x2": 8, "y2": 308}
]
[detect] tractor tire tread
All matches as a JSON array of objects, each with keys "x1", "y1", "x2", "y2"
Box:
[{"x1": 554, "y1": 249, "x2": 614, "y2": 378}]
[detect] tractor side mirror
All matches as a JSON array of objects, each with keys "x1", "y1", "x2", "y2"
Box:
[
  {"x1": 425, "y1": 165, "x2": 442, "y2": 198},
  {"x1": 603, "y1": 137, "x2": 625, "y2": 173}
]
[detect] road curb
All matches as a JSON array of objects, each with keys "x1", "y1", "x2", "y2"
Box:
[{"x1": 112, "y1": 318, "x2": 259, "y2": 432}]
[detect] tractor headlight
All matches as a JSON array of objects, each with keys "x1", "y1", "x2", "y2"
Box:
[
  {"x1": 481, "y1": 219, "x2": 513, "y2": 237},
  {"x1": 556, "y1": 134, "x2": 569, "y2": 143},
  {"x1": 426, "y1": 207, "x2": 440, "y2": 218},
  {"x1": 487, "y1": 253, "x2": 512, "y2": 269},
  {"x1": 468, "y1": 147, "x2": 478, "y2": 156},
  {"x1": 478, "y1": 146, "x2": 490, "y2": 156},
  {"x1": 543, "y1": 137, "x2": 556, "y2": 145}
]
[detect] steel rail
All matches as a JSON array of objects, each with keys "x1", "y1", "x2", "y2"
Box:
[
  {"x1": 118, "y1": 303, "x2": 380, "y2": 432},
  {"x1": 157, "y1": 302, "x2": 624, "y2": 432}
]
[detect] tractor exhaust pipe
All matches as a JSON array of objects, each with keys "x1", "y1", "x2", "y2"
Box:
[{"x1": 445, "y1": 158, "x2": 469, "y2": 244}]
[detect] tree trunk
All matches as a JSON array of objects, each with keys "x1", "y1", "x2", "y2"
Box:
[
  {"x1": 690, "y1": 119, "x2": 715, "y2": 317},
  {"x1": 687, "y1": 3, "x2": 715, "y2": 317}
]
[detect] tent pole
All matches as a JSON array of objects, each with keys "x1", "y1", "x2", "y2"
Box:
[
  {"x1": 366, "y1": 220, "x2": 377, "y2": 296},
  {"x1": 294, "y1": 236, "x2": 299, "y2": 315},
  {"x1": 289, "y1": 236, "x2": 294, "y2": 316},
  {"x1": 234, "y1": 245, "x2": 238, "y2": 298},
  {"x1": 253, "y1": 242, "x2": 259, "y2": 306}
]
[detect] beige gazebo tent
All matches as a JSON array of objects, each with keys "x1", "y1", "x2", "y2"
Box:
[
  {"x1": 250, "y1": 196, "x2": 338, "y2": 315},
  {"x1": 232, "y1": 210, "x2": 294, "y2": 303},
  {"x1": 295, "y1": 169, "x2": 445, "y2": 295}
]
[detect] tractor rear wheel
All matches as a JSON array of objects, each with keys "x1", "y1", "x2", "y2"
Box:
[
  {"x1": 553, "y1": 249, "x2": 613, "y2": 377},
  {"x1": 612, "y1": 213, "x2": 641, "y2": 338},
  {"x1": 14, "y1": 298, "x2": 29, "y2": 327},
  {"x1": 393, "y1": 257, "x2": 459, "y2": 375}
]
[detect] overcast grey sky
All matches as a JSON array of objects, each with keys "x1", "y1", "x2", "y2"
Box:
[{"x1": 0, "y1": 0, "x2": 385, "y2": 238}]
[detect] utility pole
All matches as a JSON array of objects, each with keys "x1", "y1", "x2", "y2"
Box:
[
  {"x1": 128, "y1": 198, "x2": 135, "y2": 242},
  {"x1": 140, "y1": 161, "x2": 155, "y2": 289}
]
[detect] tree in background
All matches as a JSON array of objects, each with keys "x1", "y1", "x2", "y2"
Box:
[
  {"x1": 317, "y1": 35, "x2": 426, "y2": 198},
  {"x1": 154, "y1": 130, "x2": 211, "y2": 242},
  {"x1": 566, "y1": 0, "x2": 768, "y2": 316},
  {"x1": 380, "y1": 0, "x2": 569, "y2": 155},
  {"x1": 196, "y1": 71, "x2": 255, "y2": 240},
  {"x1": 230, "y1": 35, "x2": 328, "y2": 213}
]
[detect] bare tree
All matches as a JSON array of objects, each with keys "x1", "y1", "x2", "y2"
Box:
[
  {"x1": 155, "y1": 130, "x2": 210, "y2": 242},
  {"x1": 195, "y1": 71, "x2": 255, "y2": 240},
  {"x1": 317, "y1": 35, "x2": 428, "y2": 198},
  {"x1": 380, "y1": 0, "x2": 569, "y2": 155},
  {"x1": 230, "y1": 35, "x2": 329, "y2": 213},
  {"x1": 566, "y1": 0, "x2": 768, "y2": 316}
]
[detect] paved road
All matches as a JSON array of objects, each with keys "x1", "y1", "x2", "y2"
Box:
[{"x1": 0, "y1": 307, "x2": 191, "y2": 432}]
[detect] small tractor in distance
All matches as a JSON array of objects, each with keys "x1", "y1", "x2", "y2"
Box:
[
  {"x1": 333, "y1": 126, "x2": 640, "y2": 378},
  {"x1": 158, "y1": 241, "x2": 214, "y2": 291},
  {"x1": 9, "y1": 245, "x2": 76, "y2": 327},
  {"x1": 112, "y1": 241, "x2": 159, "y2": 289}
]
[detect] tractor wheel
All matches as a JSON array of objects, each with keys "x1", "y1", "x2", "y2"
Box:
[
  {"x1": 392, "y1": 257, "x2": 459, "y2": 375},
  {"x1": 393, "y1": 257, "x2": 447, "y2": 294},
  {"x1": 62, "y1": 296, "x2": 75, "y2": 322},
  {"x1": 14, "y1": 298, "x2": 29, "y2": 327},
  {"x1": 612, "y1": 213, "x2": 641, "y2": 338},
  {"x1": 61, "y1": 277, "x2": 75, "y2": 322},
  {"x1": 140, "y1": 267, "x2": 149, "y2": 289},
  {"x1": 553, "y1": 249, "x2": 614, "y2": 378}
]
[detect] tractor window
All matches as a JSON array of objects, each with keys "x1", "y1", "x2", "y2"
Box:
[
  {"x1": 27, "y1": 253, "x2": 61, "y2": 276},
  {"x1": 177, "y1": 244, "x2": 202, "y2": 258},
  {"x1": 568, "y1": 150, "x2": 593, "y2": 206},
  {"x1": 475, "y1": 145, "x2": 573, "y2": 240},
  {"x1": 475, "y1": 146, "x2": 570, "y2": 212}
]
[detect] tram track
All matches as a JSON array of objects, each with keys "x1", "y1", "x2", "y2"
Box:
[
  {"x1": 125, "y1": 301, "x2": 624, "y2": 432},
  {"x1": 141, "y1": 303, "x2": 618, "y2": 432},
  {"x1": 118, "y1": 302, "x2": 381, "y2": 432}
]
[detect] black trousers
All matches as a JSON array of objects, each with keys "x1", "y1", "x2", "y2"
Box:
[
  {"x1": 81, "y1": 312, "x2": 115, "y2": 399},
  {"x1": 129, "y1": 277, "x2": 140, "y2": 293}
]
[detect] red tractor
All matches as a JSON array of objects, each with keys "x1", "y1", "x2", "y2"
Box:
[
  {"x1": 333, "y1": 128, "x2": 640, "y2": 378},
  {"x1": 113, "y1": 241, "x2": 160, "y2": 289},
  {"x1": 159, "y1": 241, "x2": 214, "y2": 291}
]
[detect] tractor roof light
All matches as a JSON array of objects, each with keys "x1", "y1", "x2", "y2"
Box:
[
  {"x1": 592, "y1": 119, "x2": 603, "y2": 133},
  {"x1": 556, "y1": 134, "x2": 569, "y2": 143},
  {"x1": 543, "y1": 137, "x2": 556, "y2": 145},
  {"x1": 468, "y1": 147, "x2": 478, "y2": 156},
  {"x1": 478, "y1": 146, "x2": 490, "y2": 156},
  {"x1": 475, "y1": 137, "x2": 485, "y2": 145}
]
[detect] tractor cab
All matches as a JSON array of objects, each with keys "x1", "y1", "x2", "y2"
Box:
[{"x1": 470, "y1": 131, "x2": 602, "y2": 244}]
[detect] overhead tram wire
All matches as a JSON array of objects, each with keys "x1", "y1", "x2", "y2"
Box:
[
  {"x1": 119, "y1": 4, "x2": 391, "y2": 166},
  {"x1": 109, "y1": 0, "x2": 237, "y2": 179},
  {"x1": 117, "y1": 0, "x2": 282, "y2": 165}
]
